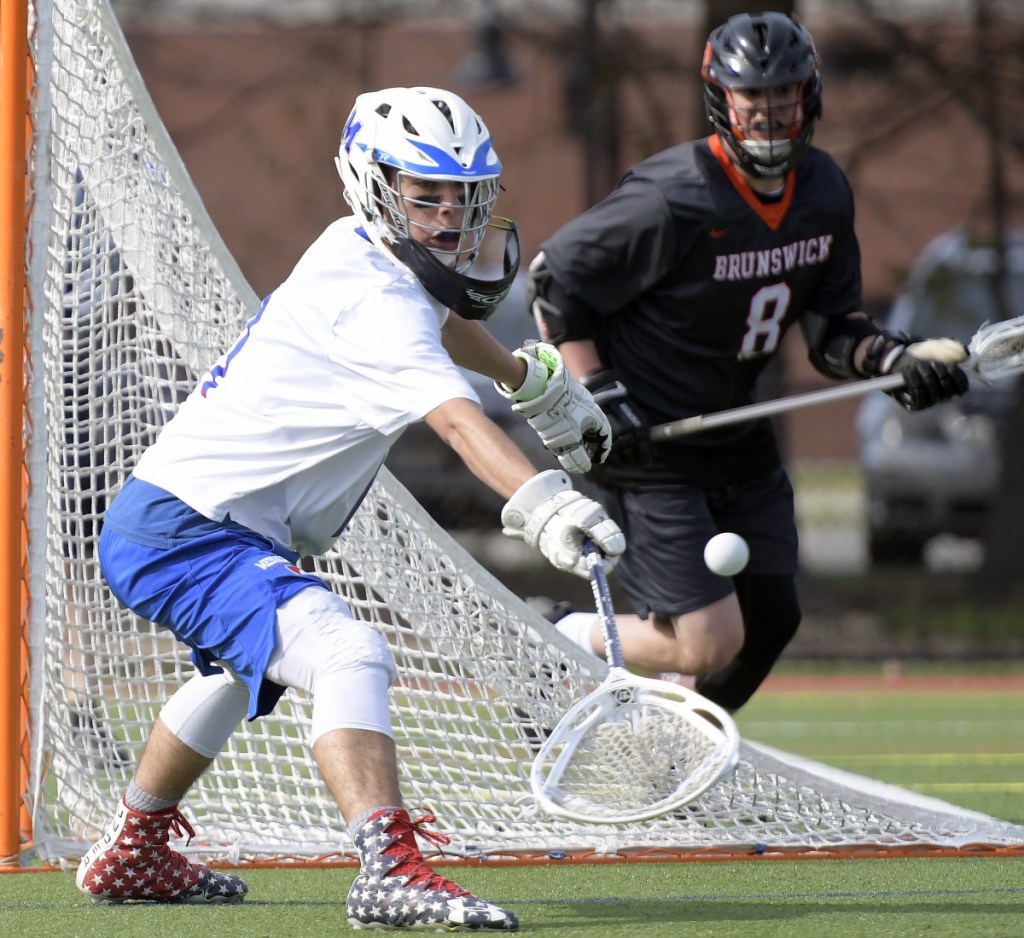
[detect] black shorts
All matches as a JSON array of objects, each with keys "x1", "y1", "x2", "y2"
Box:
[{"x1": 577, "y1": 465, "x2": 799, "y2": 619}]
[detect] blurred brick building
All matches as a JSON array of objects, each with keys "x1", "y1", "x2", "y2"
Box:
[{"x1": 119, "y1": 9, "x2": 1024, "y2": 461}]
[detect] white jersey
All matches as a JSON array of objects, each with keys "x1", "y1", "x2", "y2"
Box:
[{"x1": 133, "y1": 215, "x2": 479, "y2": 556}]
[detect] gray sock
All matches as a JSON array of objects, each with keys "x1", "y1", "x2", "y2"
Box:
[
  {"x1": 348, "y1": 804, "x2": 402, "y2": 841},
  {"x1": 124, "y1": 779, "x2": 178, "y2": 813}
]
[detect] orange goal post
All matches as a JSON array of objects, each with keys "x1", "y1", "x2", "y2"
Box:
[
  {"x1": 0, "y1": 0, "x2": 31, "y2": 868},
  {"x1": 4, "y1": 0, "x2": 1023, "y2": 871}
]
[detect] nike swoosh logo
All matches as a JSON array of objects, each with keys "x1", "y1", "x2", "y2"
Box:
[{"x1": 711, "y1": 227, "x2": 730, "y2": 239}]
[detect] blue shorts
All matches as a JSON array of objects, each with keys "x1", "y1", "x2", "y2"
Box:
[{"x1": 99, "y1": 476, "x2": 329, "y2": 719}]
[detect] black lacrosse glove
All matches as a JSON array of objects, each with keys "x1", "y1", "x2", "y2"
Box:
[
  {"x1": 863, "y1": 333, "x2": 969, "y2": 412},
  {"x1": 580, "y1": 369, "x2": 653, "y2": 464}
]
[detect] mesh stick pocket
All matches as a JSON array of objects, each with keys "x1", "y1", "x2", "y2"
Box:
[
  {"x1": 530, "y1": 669, "x2": 739, "y2": 825},
  {"x1": 968, "y1": 316, "x2": 1024, "y2": 382}
]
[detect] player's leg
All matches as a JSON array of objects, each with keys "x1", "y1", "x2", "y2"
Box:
[
  {"x1": 695, "y1": 573, "x2": 801, "y2": 709},
  {"x1": 80, "y1": 520, "x2": 310, "y2": 905},
  {"x1": 602, "y1": 596, "x2": 744, "y2": 675},
  {"x1": 548, "y1": 482, "x2": 745, "y2": 675},
  {"x1": 77, "y1": 671, "x2": 249, "y2": 903},
  {"x1": 694, "y1": 466, "x2": 802, "y2": 709},
  {"x1": 553, "y1": 599, "x2": 744, "y2": 675},
  {"x1": 267, "y1": 587, "x2": 518, "y2": 931}
]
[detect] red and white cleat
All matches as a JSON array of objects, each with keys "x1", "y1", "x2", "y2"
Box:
[{"x1": 76, "y1": 799, "x2": 247, "y2": 904}]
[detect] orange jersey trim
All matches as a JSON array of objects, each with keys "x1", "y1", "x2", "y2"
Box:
[{"x1": 708, "y1": 135, "x2": 794, "y2": 231}]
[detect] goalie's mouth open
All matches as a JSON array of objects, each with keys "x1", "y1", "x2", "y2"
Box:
[{"x1": 431, "y1": 230, "x2": 461, "y2": 250}]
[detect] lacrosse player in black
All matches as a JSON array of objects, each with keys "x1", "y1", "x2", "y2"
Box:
[{"x1": 527, "y1": 11, "x2": 968, "y2": 711}]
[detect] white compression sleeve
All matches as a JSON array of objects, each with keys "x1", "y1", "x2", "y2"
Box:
[
  {"x1": 266, "y1": 587, "x2": 397, "y2": 743},
  {"x1": 160, "y1": 588, "x2": 398, "y2": 752},
  {"x1": 158, "y1": 670, "x2": 249, "y2": 759}
]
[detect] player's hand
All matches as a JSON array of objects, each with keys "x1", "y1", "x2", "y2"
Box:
[
  {"x1": 495, "y1": 341, "x2": 611, "y2": 473},
  {"x1": 501, "y1": 470, "x2": 625, "y2": 578},
  {"x1": 580, "y1": 369, "x2": 653, "y2": 464},
  {"x1": 885, "y1": 337, "x2": 969, "y2": 411}
]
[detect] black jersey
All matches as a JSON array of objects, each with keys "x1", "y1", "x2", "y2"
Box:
[{"x1": 541, "y1": 135, "x2": 862, "y2": 487}]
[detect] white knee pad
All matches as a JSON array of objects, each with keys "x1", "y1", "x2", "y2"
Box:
[
  {"x1": 159, "y1": 670, "x2": 249, "y2": 758},
  {"x1": 266, "y1": 587, "x2": 397, "y2": 744}
]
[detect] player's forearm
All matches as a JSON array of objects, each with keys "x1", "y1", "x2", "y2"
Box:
[
  {"x1": 425, "y1": 398, "x2": 536, "y2": 500},
  {"x1": 441, "y1": 311, "x2": 527, "y2": 389}
]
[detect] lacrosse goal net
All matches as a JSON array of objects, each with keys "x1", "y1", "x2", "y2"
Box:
[{"x1": 3, "y1": 0, "x2": 1023, "y2": 868}]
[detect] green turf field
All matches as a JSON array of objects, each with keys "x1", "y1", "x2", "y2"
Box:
[{"x1": 2, "y1": 671, "x2": 1022, "y2": 936}]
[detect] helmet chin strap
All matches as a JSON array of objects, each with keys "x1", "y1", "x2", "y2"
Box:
[
  {"x1": 722, "y1": 132, "x2": 793, "y2": 180},
  {"x1": 741, "y1": 139, "x2": 792, "y2": 177},
  {"x1": 390, "y1": 217, "x2": 520, "y2": 321}
]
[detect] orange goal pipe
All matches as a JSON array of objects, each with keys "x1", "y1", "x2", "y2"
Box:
[{"x1": 0, "y1": 0, "x2": 31, "y2": 866}]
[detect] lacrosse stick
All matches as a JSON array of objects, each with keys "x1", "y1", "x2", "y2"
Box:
[
  {"x1": 650, "y1": 313, "x2": 1024, "y2": 442},
  {"x1": 529, "y1": 541, "x2": 740, "y2": 824}
]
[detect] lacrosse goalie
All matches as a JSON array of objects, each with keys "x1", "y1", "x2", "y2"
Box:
[{"x1": 78, "y1": 85, "x2": 624, "y2": 931}]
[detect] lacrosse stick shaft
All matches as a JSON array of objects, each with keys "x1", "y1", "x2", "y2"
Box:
[
  {"x1": 583, "y1": 540, "x2": 625, "y2": 670},
  {"x1": 649, "y1": 373, "x2": 905, "y2": 441},
  {"x1": 651, "y1": 311, "x2": 1024, "y2": 442}
]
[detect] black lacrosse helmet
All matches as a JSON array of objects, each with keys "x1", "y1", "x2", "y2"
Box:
[{"x1": 702, "y1": 11, "x2": 823, "y2": 177}]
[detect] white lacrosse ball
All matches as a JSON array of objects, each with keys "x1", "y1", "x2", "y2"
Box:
[{"x1": 703, "y1": 532, "x2": 749, "y2": 577}]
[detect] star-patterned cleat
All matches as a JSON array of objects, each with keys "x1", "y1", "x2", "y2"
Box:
[
  {"x1": 346, "y1": 808, "x2": 518, "y2": 931},
  {"x1": 76, "y1": 799, "x2": 247, "y2": 904}
]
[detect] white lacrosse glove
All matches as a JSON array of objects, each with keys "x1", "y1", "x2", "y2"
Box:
[
  {"x1": 501, "y1": 469, "x2": 625, "y2": 578},
  {"x1": 495, "y1": 340, "x2": 611, "y2": 474}
]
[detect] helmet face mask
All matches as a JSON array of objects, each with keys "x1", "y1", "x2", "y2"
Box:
[
  {"x1": 702, "y1": 12, "x2": 822, "y2": 178},
  {"x1": 388, "y1": 171, "x2": 499, "y2": 273},
  {"x1": 722, "y1": 84, "x2": 806, "y2": 177}
]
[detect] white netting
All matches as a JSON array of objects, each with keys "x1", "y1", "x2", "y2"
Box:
[
  {"x1": 530, "y1": 671, "x2": 739, "y2": 824},
  {"x1": 969, "y1": 315, "x2": 1024, "y2": 382},
  {"x1": 22, "y1": 0, "x2": 1024, "y2": 866}
]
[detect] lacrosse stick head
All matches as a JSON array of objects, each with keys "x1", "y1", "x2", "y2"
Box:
[
  {"x1": 967, "y1": 317, "x2": 1024, "y2": 383},
  {"x1": 529, "y1": 668, "x2": 740, "y2": 824}
]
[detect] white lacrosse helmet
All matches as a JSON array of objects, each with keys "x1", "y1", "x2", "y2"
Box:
[
  {"x1": 336, "y1": 86, "x2": 503, "y2": 270},
  {"x1": 336, "y1": 86, "x2": 519, "y2": 319}
]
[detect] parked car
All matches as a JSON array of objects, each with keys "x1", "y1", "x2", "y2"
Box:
[{"x1": 856, "y1": 227, "x2": 1024, "y2": 565}]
